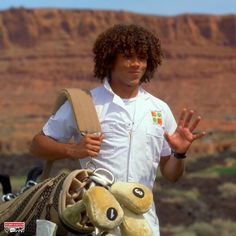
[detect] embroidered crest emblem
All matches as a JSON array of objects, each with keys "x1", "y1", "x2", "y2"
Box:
[{"x1": 151, "y1": 111, "x2": 163, "y2": 125}]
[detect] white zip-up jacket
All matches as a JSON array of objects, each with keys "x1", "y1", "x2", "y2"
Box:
[{"x1": 43, "y1": 79, "x2": 177, "y2": 236}]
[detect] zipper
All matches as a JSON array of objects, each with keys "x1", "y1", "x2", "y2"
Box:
[{"x1": 126, "y1": 128, "x2": 133, "y2": 182}]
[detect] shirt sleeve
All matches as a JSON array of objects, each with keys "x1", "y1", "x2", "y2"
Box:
[
  {"x1": 160, "y1": 105, "x2": 177, "y2": 157},
  {"x1": 42, "y1": 101, "x2": 77, "y2": 143}
]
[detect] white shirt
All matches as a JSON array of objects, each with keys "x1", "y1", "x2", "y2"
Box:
[{"x1": 43, "y1": 79, "x2": 177, "y2": 236}]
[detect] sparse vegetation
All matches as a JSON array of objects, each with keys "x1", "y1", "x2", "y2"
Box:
[
  {"x1": 162, "y1": 219, "x2": 236, "y2": 236},
  {"x1": 161, "y1": 188, "x2": 200, "y2": 203},
  {"x1": 218, "y1": 182, "x2": 236, "y2": 199},
  {"x1": 157, "y1": 151, "x2": 236, "y2": 236}
]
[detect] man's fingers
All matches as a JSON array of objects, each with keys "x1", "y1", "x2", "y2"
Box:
[
  {"x1": 87, "y1": 139, "x2": 102, "y2": 146},
  {"x1": 83, "y1": 135, "x2": 103, "y2": 146},
  {"x1": 100, "y1": 134, "x2": 105, "y2": 141},
  {"x1": 86, "y1": 133, "x2": 102, "y2": 140},
  {"x1": 77, "y1": 151, "x2": 98, "y2": 159},
  {"x1": 183, "y1": 110, "x2": 194, "y2": 128},
  {"x1": 189, "y1": 116, "x2": 201, "y2": 132},
  {"x1": 193, "y1": 131, "x2": 206, "y2": 140},
  {"x1": 87, "y1": 150, "x2": 99, "y2": 158},
  {"x1": 178, "y1": 108, "x2": 187, "y2": 127},
  {"x1": 164, "y1": 132, "x2": 171, "y2": 143},
  {"x1": 81, "y1": 134, "x2": 104, "y2": 157},
  {"x1": 86, "y1": 143, "x2": 101, "y2": 152}
]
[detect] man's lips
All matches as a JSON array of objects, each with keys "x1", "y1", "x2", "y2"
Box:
[{"x1": 128, "y1": 70, "x2": 141, "y2": 74}]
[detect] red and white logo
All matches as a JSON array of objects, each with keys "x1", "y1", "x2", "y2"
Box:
[{"x1": 4, "y1": 222, "x2": 25, "y2": 234}]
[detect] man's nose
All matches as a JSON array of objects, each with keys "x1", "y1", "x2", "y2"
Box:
[{"x1": 129, "y1": 57, "x2": 140, "y2": 66}]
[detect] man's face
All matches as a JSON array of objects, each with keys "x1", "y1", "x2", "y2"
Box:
[{"x1": 111, "y1": 53, "x2": 147, "y2": 88}]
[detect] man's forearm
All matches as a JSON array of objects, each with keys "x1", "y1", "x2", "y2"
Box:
[
  {"x1": 160, "y1": 156, "x2": 185, "y2": 182},
  {"x1": 30, "y1": 133, "x2": 70, "y2": 161}
]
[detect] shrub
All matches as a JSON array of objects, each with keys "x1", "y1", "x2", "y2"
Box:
[
  {"x1": 212, "y1": 219, "x2": 236, "y2": 235},
  {"x1": 188, "y1": 222, "x2": 215, "y2": 236},
  {"x1": 218, "y1": 182, "x2": 236, "y2": 199},
  {"x1": 168, "y1": 219, "x2": 236, "y2": 236}
]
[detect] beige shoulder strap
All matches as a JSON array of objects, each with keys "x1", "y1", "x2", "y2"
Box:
[
  {"x1": 41, "y1": 88, "x2": 101, "y2": 180},
  {"x1": 53, "y1": 88, "x2": 101, "y2": 134}
]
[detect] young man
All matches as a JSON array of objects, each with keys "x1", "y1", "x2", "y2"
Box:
[{"x1": 30, "y1": 24, "x2": 205, "y2": 235}]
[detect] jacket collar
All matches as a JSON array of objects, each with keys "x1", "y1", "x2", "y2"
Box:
[
  {"x1": 103, "y1": 78, "x2": 150, "y2": 102},
  {"x1": 102, "y1": 79, "x2": 156, "y2": 126}
]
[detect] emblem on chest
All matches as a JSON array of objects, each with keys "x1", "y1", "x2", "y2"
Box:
[{"x1": 151, "y1": 111, "x2": 163, "y2": 126}]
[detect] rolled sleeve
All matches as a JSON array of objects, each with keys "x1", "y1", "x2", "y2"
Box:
[
  {"x1": 160, "y1": 139, "x2": 172, "y2": 157},
  {"x1": 160, "y1": 105, "x2": 177, "y2": 157},
  {"x1": 43, "y1": 101, "x2": 77, "y2": 143}
]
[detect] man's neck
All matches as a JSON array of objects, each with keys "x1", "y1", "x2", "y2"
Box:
[{"x1": 109, "y1": 81, "x2": 139, "y2": 99}]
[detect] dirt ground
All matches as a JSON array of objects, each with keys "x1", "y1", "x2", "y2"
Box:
[{"x1": 155, "y1": 150, "x2": 236, "y2": 235}]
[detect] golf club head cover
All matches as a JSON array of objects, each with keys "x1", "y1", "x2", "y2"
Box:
[
  {"x1": 110, "y1": 182, "x2": 153, "y2": 214},
  {"x1": 120, "y1": 208, "x2": 152, "y2": 236},
  {"x1": 59, "y1": 169, "x2": 94, "y2": 234},
  {"x1": 82, "y1": 186, "x2": 124, "y2": 231},
  {"x1": 60, "y1": 199, "x2": 94, "y2": 234}
]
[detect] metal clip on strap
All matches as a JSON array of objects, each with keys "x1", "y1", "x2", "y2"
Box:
[{"x1": 90, "y1": 168, "x2": 115, "y2": 187}]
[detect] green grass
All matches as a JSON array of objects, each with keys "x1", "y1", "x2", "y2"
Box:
[
  {"x1": 0, "y1": 176, "x2": 26, "y2": 195},
  {"x1": 11, "y1": 176, "x2": 26, "y2": 192},
  {"x1": 213, "y1": 163, "x2": 236, "y2": 175},
  {"x1": 188, "y1": 159, "x2": 236, "y2": 178}
]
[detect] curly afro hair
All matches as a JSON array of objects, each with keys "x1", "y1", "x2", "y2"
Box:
[{"x1": 93, "y1": 24, "x2": 163, "y2": 83}]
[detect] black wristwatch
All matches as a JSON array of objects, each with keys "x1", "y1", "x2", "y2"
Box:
[{"x1": 172, "y1": 151, "x2": 187, "y2": 159}]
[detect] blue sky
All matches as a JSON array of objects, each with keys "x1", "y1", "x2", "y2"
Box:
[{"x1": 0, "y1": 0, "x2": 235, "y2": 16}]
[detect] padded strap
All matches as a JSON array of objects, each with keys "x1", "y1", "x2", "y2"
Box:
[
  {"x1": 53, "y1": 88, "x2": 101, "y2": 134},
  {"x1": 42, "y1": 88, "x2": 101, "y2": 180}
]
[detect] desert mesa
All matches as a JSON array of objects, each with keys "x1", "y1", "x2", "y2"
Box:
[{"x1": 0, "y1": 8, "x2": 235, "y2": 155}]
